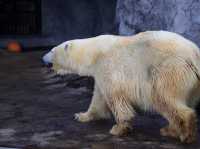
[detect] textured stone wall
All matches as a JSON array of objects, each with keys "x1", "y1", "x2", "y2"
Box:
[{"x1": 116, "y1": 0, "x2": 200, "y2": 46}]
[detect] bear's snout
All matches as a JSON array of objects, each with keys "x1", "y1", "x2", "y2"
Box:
[{"x1": 42, "y1": 51, "x2": 53, "y2": 67}]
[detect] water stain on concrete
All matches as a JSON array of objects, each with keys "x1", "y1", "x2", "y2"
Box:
[{"x1": 31, "y1": 131, "x2": 63, "y2": 146}]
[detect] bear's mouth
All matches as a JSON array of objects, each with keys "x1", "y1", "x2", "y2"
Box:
[
  {"x1": 43, "y1": 57, "x2": 74, "y2": 76},
  {"x1": 44, "y1": 62, "x2": 53, "y2": 68},
  {"x1": 50, "y1": 61, "x2": 71, "y2": 75}
]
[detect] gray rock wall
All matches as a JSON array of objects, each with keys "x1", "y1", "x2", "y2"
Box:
[{"x1": 116, "y1": 0, "x2": 200, "y2": 46}]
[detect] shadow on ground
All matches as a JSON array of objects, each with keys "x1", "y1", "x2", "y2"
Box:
[{"x1": 0, "y1": 50, "x2": 199, "y2": 149}]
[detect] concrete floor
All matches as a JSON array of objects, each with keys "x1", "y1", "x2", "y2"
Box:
[{"x1": 0, "y1": 50, "x2": 200, "y2": 149}]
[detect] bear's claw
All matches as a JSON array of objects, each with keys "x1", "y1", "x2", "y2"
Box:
[{"x1": 74, "y1": 112, "x2": 92, "y2": 122}]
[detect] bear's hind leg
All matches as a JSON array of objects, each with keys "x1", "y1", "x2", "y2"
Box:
[
  {"x1": 153, "y1": 83, "x2": 197, "y2": 143},
  {"x1": 158, "y1": 103, "x2": 197, "y2": 143},
  {"x1": 75, "y1": 85, "x2": 111, "y2": 122},
  {"x1": 153, "y1": 59, "x2": 198, "y2": 143}
]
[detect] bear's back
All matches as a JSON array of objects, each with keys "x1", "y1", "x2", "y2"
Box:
[{"x1": 115, "y1": 31, "x2": 200, "y2": 69}]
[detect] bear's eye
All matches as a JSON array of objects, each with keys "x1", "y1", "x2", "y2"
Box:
[{"x1": 64, "y1": 44, "x2": 68, "y2": 51}]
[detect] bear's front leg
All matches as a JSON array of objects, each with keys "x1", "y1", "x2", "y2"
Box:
[
  {"x1": 75, "y1": 85, "x2": 111, "y2": 122},
  {"x1": 107, "y1": 91, "x2": 135, "y2": 136},
  {"x1": 110, "y1": 121, "x2": 132, "y2": 136}
]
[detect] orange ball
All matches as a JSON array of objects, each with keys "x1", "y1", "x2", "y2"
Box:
[{"x1": 7, "y1": 41, "x2": 22, "y2": 53}]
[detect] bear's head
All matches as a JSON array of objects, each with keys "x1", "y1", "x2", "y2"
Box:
[
  {"x1": 42, "y1": 39, "x2": 96, "y2": 76},
  {"x1": 42, "y1": 36, "x2": 112, "y2": 76},
  {"x1": 42, "y1": 41, "x2": 78, "y2": 75}
]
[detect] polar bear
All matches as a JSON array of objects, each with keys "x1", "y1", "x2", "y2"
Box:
[{"x1": 43, "y1": 31, "x2": 200, "y2": 143}]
